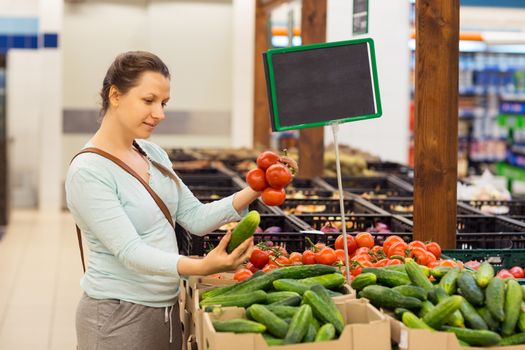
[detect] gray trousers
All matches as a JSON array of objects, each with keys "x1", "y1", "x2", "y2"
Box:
[{"x1": 76, "y1": 293, "x2": 182, "y2": 350}]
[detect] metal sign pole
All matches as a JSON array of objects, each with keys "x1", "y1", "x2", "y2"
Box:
[{"x1": 331, "y1": 122, "x2": 351, "y2": 282}]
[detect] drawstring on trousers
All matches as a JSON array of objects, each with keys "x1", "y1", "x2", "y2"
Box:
[{"x1": 164, "y1": 305, "x2": 174, "y2": 343}]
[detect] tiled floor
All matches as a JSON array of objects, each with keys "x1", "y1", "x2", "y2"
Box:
[{"x1": 0, "y1": 210, "x2": 82, "y2": 350}]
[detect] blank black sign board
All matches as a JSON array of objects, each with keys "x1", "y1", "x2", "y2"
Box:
[{"x1": 263, "y1": 38, "x2": 381, "y2": 131}]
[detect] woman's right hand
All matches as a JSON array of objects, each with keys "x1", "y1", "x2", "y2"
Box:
[{"x1": 201, "y1": 231, "x2": 254, "y2": 275}]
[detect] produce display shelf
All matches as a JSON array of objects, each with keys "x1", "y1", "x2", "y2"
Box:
[
  {"x1": 198, "y1": 197, "x2": 278, "y2": 215},
  {"x1": 279, "y1": 198, "x2": 384, "y2": 215},
  {"x1": 293, "y1": 213, "x2": 414, "y2": 247},
  {"x1": 442, "y1": 248, "x2": 525, "y2": 273},
  {"x1": 368, "y1": 197, "x2": 480, "y2": 215},
  {"x1": 323, "y1": 175, "x2": 413, "y2": 197},
  {"x1": 190, "y1": 186, "x2": 241, "y2": 198},
  {"x1": 460, "y1": 199, "x2": 525, "y2": 217},
  {"x1": 365, "y1": 160, "x2": 413, "y2": 177},
  {"x1": 178, "y1": 214, "x2": 313, "y2": 256},
  {"x1": 179, "y1": 174, "x2": 241, "y2": 188}
]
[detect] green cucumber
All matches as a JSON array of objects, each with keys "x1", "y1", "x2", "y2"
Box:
[
  {"x1": 266, "y1": 291, "x2": 301, "y2": 304},
  {"x1": 402, "y1": 311, "x2": 434, "y2": 330},
  {"x1": 499, "y1": 332, "x2": 525, "y2": 346},
  {"x1": 519, "y1": 302, "x2": 525, "y2": 333},
  {"x1": 270, "y1": 295, "x2": 302, "y2": 307},
  {"x1": 395, "y1": 307, "x2": 411, "y2": 320},
  {"x1": 383, "y1": 264, "x2": 407, "y2": 273},
  {"x1": 265, "y1": 305, "x2": 299, "y2": 319},
  {"x1": 299, "y1": 273, "x2": 345, "y2": 289},
  {"x1": 303, "y1": 324, "x2": 317, "y2": 343},
  {"x1": 457, "y1": 271, "x2": 484, "y2": 306},
  {"x1": 361, "y1": 267, "x2": 411, "y2": 287},
  {"x1": 227, "y1": 210, "x2": 260, "y2": 253},
  {"x1": 213, "y1": 318, "x2": 266, "y2": 333},
  {"x1": 477, "y1": 307, "x2": 500, "y2": 332},
  {"x1": 283, "y1": 304, "x2": 312, "y2": 344},
  {"x1": 485, "y1": 277, "x2": 505, "y2": 322},
  {"x1": 275, "y1": 264, "x2": 338, "y2": 279},
  {"x1": 200, "y1": 290, "x2": 267, "y2": 308},
  {"x1": 360, "y1": 285, "x2": 422, "y2": 310},
  {"x1": 405, "y1": 258, "x2": 433, "y2": 291},
  {"x1": 431, "y1": 266, "x2": 452, "y2": 279},
  {"x1": 393, "y1": 285, "x2": 428, "y2": 301},
  {"x1": 262, "y1": 333, "x2": 284, "y2": 346},
  {"x1": 247, "y1": 304, "x2": 289, "y2": 338},
  {"x1": 475, "y1": 262, "x2": 494, "y2": 288},
  {"x1": 442, "y1": 326, "x2": 501, "y2": 346},
  {"x1": 439, "y1": 268, "x2": 460, "y2": 295},
  {"x1": 458, "y1": 296, "x2": 488, "y2": 330},
  {"x1": 201, "y1": 270, "x2": 265, "y2": 300},
  {"x1": 231, "y1": 264, "x2": 337, "y2": 295},
  {"x1": 422, "y1": 295, "x2": 463, "y2": 329},
  {"x1": 434, "y1": 287, "x2": 465, "y2": 328},
  {"x1": 351, "y1": 272, "x2": 377, "y2": 291},
  {"x1": 502, "y1": 279, "x2": 523, "y2": 337},
  {"x1": 273, "y1": 279, "x2": 311, "y2": 294},
  {"x1": 303, "y1": 285, "x2": 345, "y2": 334},
  {"x1": 315, "y1": 323, "x2": 336, "y2": 342},
  {"x1": 522, "y1": 285, "x2": 525, "y2": 301},
  {"x1": 419, "y1": 301, "x2": 435, "y2": 318}
]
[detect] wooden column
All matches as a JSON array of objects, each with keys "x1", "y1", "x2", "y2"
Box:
[
  {"x1": 413, "y1": 0, "x2": 459, "y2": 248},
  {"x1": 298, "y1": 0, "x2": 326, "y2": 178},
  {"x1": 253, "y1": 0, "x2": 271, "y2": 150}
]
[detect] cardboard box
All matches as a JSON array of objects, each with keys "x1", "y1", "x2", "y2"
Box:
[
  {"x1": 389, "y1": 314, "x2": 525, "y2": 350},
  {"x1": 201, "y1": 298, "x2": 390, "y2": 350},
  {"x1": 193, "y1": 285, "x2": 355, "y2": 350}
]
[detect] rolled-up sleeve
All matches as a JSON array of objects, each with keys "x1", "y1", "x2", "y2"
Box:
[
  {"x1": 174, "y1": 180, "x2": 247, "y2": 236},
  {"x1": 66, "y1": 168, "x2": 183, "y2": 278}
]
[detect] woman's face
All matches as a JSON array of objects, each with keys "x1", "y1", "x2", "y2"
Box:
[{"x1": 112, "y1": 71, "x2": 170, "y2": 139}]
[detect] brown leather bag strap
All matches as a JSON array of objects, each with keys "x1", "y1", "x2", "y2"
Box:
[
  {"x1": 71, "y1": 146, "x2": 176, "y2": 271},
  {"x1": 76, "y1": 225, "x2": 87, "y2": 272}
]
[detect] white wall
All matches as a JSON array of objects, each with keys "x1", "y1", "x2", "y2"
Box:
[
  {"x1": 0, "y1": 0, "x2": 38, "y2": 16},
  {"x1": 326, "y1": 0, "x2": 410, "y2": 164},
  {"x1": 7, "y1": 51, "x2": 41, "y2": 207},
  {"x1": 61, "y1": 0, "x2": 234, "y2": 185},
  {"x1": 62, "y1": 1, "x2": 149, "y2": 110},
  {"x1": 231, "y1": 0, "x2": 255, "y2": 148}
]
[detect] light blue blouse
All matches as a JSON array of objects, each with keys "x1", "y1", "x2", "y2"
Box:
[{"x1": 66, "y1": 139, "x2": 243, "y2": 307}]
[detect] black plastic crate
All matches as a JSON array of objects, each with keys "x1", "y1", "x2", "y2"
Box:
[
  {"x1": 285, "y1": 178, "x2": 337, "y2": 199},
  {"x1": 182, "y1": 214, "x2": 313, "y2": 255},
  {"x1": 401, "y1": 215, "x2": 525, "y2": 249},
  {"x1": 442, "y1": 249, "x2": 525, "y2": 272},
  {"x1": 175, "y1": 167, "x2": 221, "y2": 176},
  {"x1": 459, "y1": 200, "x2": 525, "y2": 216},
  {"x1": 191, "y1": 186, "x2": 240, "y2": 198},
  {"x1": 279, "y1": 198, "x2": 382, "y2": 215},
  {"x1": 198, "y1": 197, "x2": 277, "y2": 214},
  {"x1": 322, "y1": 176, "x2": 413, "y2": 197},
  {"x1": 167, "y1": 148, "x2": 198, "y2": 162},
  {"x1": 370, "y1": 198, "x2": 480, "y2": 215},
  {"x1": 293, "y1": 214, "x2": 413, "y2": 247},
  {"x1": 456, "y1": 215, "x2": 525, "y2": 234},
  {"x1": 179, "y1": 174, "x2": 239, "y2": 188},
  {"x1": 366, "y1": 161, "x2": 413, "y2": 177}
]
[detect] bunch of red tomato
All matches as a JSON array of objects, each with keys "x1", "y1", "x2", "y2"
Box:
[
  {"x1": 246, "y1": 151, "x2": 292, "y2": 206},
  {"x1": 465, "y1": 261, "x2": 524, "y2": 279}
]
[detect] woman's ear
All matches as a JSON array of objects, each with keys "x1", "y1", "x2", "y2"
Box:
[{"x1": 108, "y1": 85, "x2": 120, "y2": 108}]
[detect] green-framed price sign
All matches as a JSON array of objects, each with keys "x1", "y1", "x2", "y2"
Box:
[{"x1": 263, "y1": 38, "x2": 382, "y2": 132}]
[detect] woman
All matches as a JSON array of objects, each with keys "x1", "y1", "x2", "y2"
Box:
[{"x1": 66, "y1": 51, "x2": 273, "y2": 350}]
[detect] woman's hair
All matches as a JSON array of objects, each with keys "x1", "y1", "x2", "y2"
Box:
[
  {"x1": 99, "y1": 52, "x2": 179, "y2": 186},
  {"x1": 99, "y1": 51, "x2": 170, "y2": 117}
]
